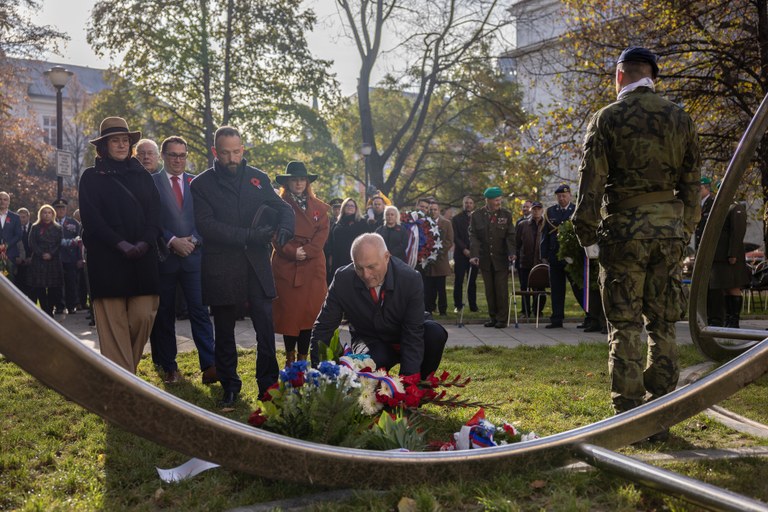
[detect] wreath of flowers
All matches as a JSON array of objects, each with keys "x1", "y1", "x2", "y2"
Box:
[
  {"x1": 399, "y1": 210, "x2": 443, "y2": 269},
  {"x1": 247, "y1": 341, "x2": 538, "y2": 452},
  {"x1": 0, "y1": 243, "x2": 9, "y2": 277}
]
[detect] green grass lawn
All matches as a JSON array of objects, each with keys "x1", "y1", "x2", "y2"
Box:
[{"x1": 2, "y1": 343, "x2": 768, "y2": 511}]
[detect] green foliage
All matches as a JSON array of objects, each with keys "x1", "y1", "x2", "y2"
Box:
[
  {"x1": 87, "y1": 0, "x2": 338, "y2": 168},
  {"x1": 318, "y1": 328, "x2": 343, "y2": 363},
  {"x1": 260, "y1": 377, "x2": 369, "y2": 446},
  {"x1": 357, "y1": 410, "x2": 427, "y2": 452},
  {"x1": 551, "y1": 0, "x2": 768, "y2": 206}
]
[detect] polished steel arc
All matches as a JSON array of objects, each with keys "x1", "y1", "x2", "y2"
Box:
[
  {"x1": 2, "y1": 279, "x2": 768, "y2": 487},
  {"x1": 689, "y1": 92, "x2": 768, "y2": 360}
]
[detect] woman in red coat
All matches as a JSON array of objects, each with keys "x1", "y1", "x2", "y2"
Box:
[{"x1": 271, "y1": 162, "x2": 330, "y2": 365}]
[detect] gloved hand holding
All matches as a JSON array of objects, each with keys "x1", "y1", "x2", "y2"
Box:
[
  {"x1": 248, "y1": 226, "x2": 274, "y2": 245},
  {"x1": 275, "y1": 227, "x2": 293, "y2": 247},
  {"x1": 116, "y1": 240, "x2": 136, "y2": 258}
]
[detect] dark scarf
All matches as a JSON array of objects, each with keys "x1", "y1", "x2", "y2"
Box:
[{"x1": 289, "y1": 191, "x2": 308, "y2": 211}]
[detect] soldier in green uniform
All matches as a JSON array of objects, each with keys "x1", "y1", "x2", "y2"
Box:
[
  {"x1": 470, "y1": 186, "x2": 516, "y2": 328},
  {"x1": 572, "y1": 47, "x2": 701, "y2": 435}
]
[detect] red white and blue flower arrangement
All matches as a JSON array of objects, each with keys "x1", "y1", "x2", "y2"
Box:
[
  {"x1": 248, "y1": 348, "x2": 538, "y2": 451},
  {"x1": 399, "y1": 210, "x2": 442, "y2": 270}
]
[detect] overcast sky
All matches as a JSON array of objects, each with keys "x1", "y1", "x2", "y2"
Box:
[{"x1": 35, "y1": 0, "x2": 369, "y2": 95}]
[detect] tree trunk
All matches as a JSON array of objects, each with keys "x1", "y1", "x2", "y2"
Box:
[{"x1": 199, "y1": 0, "x2": 215, "y2": 166}]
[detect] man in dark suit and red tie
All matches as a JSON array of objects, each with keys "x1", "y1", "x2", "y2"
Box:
[{"x1": 150, "y1": 136, "x2": 216, "y2": 386}]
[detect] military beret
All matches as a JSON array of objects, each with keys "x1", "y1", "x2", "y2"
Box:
[
  {"x1": 554, "y1": 184, "x2": 571, "y2": 194},
  {"x1": 483, "y1": 187, "x2": 503, "y2": 199},
  {"x1": 52, "y1": 198, "x2": 68, "y2": 207},
  {"x1": 329, "y1": 198, "x2": 343, "y2": 206},
  {"x1": 700, "y1": 176, "x2": 712, "y2": 185},
  {"x1": 531, "y1": 201, "x2": 543, "y2": 209},
  {"x1": 617, "y1": 47, "x2": 659, "y2": 79}
]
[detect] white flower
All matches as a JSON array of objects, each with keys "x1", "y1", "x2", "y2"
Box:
[{"x1": 520, "y1": 432, "x2": 539, "y2": 442}]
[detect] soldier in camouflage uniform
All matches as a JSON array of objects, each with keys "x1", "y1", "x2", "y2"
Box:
[
  {"x1": 572, "y1": 47, "x2": 701, "y2": 424},
  {"x1": 470, "y1": 186, "x2": 516, "y2": 328}
]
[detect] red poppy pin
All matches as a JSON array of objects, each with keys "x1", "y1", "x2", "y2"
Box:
[
  {"x1": 251, "y1": 178, "x2": 262, "y2": 189},
  {"x1": 313, "y1": 210, "x2": 319, "y2": 221},
  {"x1": 187, "y1": 176, "x2": 193, "y2": 184}
]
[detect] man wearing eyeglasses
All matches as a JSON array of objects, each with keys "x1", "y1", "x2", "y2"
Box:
[
  {"x1": 150, "y1": 136, "x2": 216, "y2": 386},
  {"x1": 135, "y1": 139, "x2": 162, "y2": 174}
]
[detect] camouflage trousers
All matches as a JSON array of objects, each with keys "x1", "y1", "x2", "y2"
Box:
[{"x1": 598, "y1": 238, "x2": 686, "y2": 414}]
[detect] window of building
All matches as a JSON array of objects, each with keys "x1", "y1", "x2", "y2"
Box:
[{"x1": 43, "y1": 115, "x2": 57, "y2": 145}]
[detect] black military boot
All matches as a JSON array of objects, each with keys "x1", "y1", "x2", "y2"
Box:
[
  {"x1": 724, "y1": 295, "x2": 743, "y2": 328},
  {"x1": 706, "y1": 289, "x2": 725, "y2": 327}
]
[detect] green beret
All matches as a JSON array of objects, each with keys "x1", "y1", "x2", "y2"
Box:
[
  {"x1": 700, "y1": 176, "x2": 712, "y2": 185},
  {"x1": 483, "y1": 187, "x2": 503, "y2": 199}
]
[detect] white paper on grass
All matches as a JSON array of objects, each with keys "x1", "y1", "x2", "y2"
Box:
[{"x1": 157, "y1": 458, "x2": 220, "y2": 483}]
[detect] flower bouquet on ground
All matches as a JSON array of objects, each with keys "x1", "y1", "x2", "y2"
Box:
[
  {"x1": 0, "y1": 243, "x2": 10, "y2": 278},
  {"x1": 248, "y1": 349, "x2": 537, "y2": 451}
]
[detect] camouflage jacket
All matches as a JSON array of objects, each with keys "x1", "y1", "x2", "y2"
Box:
[{"x1": 572, "y1": 87, "x2": 701, "y2": 246}]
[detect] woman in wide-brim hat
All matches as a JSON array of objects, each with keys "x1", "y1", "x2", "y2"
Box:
[
  {"x1": 271, "y1": 161, "x2": 329, "y2": 366},
  {"x1": 78, "y1": 116, "x2": 162, "y2": 373}
]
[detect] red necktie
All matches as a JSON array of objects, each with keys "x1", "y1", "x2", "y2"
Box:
[
  {"x1": 171, "y1": 176, "x2": 183, "y2": 209},
  {"x1": 369, "y1": 287, "x2": 379, "y2": 304}
]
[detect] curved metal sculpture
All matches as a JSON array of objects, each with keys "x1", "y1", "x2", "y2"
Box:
[
  {"x1": 689, "y1": 93, "x2": 768, "y2": 360},
  {"x1": 3, "y1": 95, "x2": 768, "y2": 508},
  {"x1": 1, "y1": 278, "x2": 768, "y2": 489}
]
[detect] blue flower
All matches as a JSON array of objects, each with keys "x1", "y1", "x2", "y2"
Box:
[{"x1": 318, "y1": 360, "x2": 340, "y2": 380}]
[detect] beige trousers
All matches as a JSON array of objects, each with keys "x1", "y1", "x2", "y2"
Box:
[{"x1": 93, "y1": 295, "x2": 159, "y2": 373}]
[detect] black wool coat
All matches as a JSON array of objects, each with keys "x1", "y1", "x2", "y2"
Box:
[
  {"x1": 190, "y1": 160, "x2": 294, "y2": 305},
  {"x1": 329, "y1": 215, "x2": 368, "y2": 275},
  {"x1": 79, "y1": 157, "x2": 161, "y2": 298},
  {"x1": 311, "y1": 256, "x2": 425, "y2": 375},
  {"x1": 376, "y1": 224, "x2": 409, "y2": 262},
  {"x1": 27, "y1": 222, "x2": 63, "y2": 288}
]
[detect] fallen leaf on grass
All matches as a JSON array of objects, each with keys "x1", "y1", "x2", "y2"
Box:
[
  {"x1": 585, "y1": 372, "x2": 594, "y2": 377},
  {"x1": 530, "y1": 479, "x2": 547, "y2": 489},
  {"x1": 398, "y1": 497, "x2": 418, "y2": 512}
]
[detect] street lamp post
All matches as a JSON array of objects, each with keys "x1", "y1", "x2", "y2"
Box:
[{"x1": 44, "y1": 66, "x2": 74, "y2": 200}]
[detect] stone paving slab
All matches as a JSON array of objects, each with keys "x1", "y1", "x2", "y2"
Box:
[{"x1": 57, "y1": 309, "x2": 768, "y2": 355}]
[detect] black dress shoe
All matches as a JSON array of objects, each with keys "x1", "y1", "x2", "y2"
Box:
[
  {"x1": 544, "y1": 322, "x2": 563, "y2": 329},
  {"x1": 584, "y1": 324, "x2": 603, "y2": 333},
  {"x1": 470, "y1": 306, "x2": 479, "y2": 312},
  {"x1": 576, "y1": 322, "x2": 586, "y2": 329},
  {"x1": 494, "y1": 321, "x2": 506, "y2": 328},
  {"x1": 218, "y1": 391, "x2": 239, "y2": 408},
  {"x1": 484, "y1": 320, "x2": 496, "y2": 327}
]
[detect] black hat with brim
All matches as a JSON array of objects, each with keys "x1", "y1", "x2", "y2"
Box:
[{"x1": 275, "y1": 161, "x2": 318, "y2": 185}]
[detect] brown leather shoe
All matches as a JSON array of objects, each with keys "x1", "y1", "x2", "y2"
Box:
[
  {"x1": 163, "y1": 369, "x2": 183, "y2": 384},
  {"x1": 201, "y1": 365, "x2": 218, "y2": 384}
]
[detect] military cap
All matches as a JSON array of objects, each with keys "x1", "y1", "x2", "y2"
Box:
[
  {"x1": 531, "y1": 201, "x2": 543, "y2": 209},
  {"x1": 483, "y1": 187, "x2": 503, "y2": 199},
  {"x1": 329, "y1": 198, "x2": 343, "y2": 207},
  {"x1": 617, "y1": 47, "x2": 659, "y2": 79},
  {"x1": 554, "y1": 184, "x2": 571, "y2": 194},
  {"x1": 700, "y1": 176, "x2": 712, "y2": 185},
  {"x1": 52, "y1": 198, "x2": 68, "y2": 207}
]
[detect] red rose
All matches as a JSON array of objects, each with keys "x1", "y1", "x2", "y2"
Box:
[{"x1": 248, "y1": 409, "x2": 267, "y2": 427}]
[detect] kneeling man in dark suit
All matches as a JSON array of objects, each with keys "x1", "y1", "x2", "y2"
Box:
[{"x1": 311, "y1": 233, "x2": 447, "y2": 377}]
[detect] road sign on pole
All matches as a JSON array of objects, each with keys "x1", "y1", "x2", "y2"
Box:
[{"x1": 56, "y1": 150, "x2": 73, "y2": 178}]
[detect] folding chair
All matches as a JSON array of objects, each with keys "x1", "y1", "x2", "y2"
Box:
[{"x1": 518, "y1": 263, "x2": 550, "y2": 328}]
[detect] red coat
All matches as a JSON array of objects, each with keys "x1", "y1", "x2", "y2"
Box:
[{"x1": 272, "y1": 192, "x2": 330, "y2": 335}]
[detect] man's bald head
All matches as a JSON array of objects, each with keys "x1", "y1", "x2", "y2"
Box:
[{"x1": 350, "y1": 233, "x2": 390, "y2": 288}]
